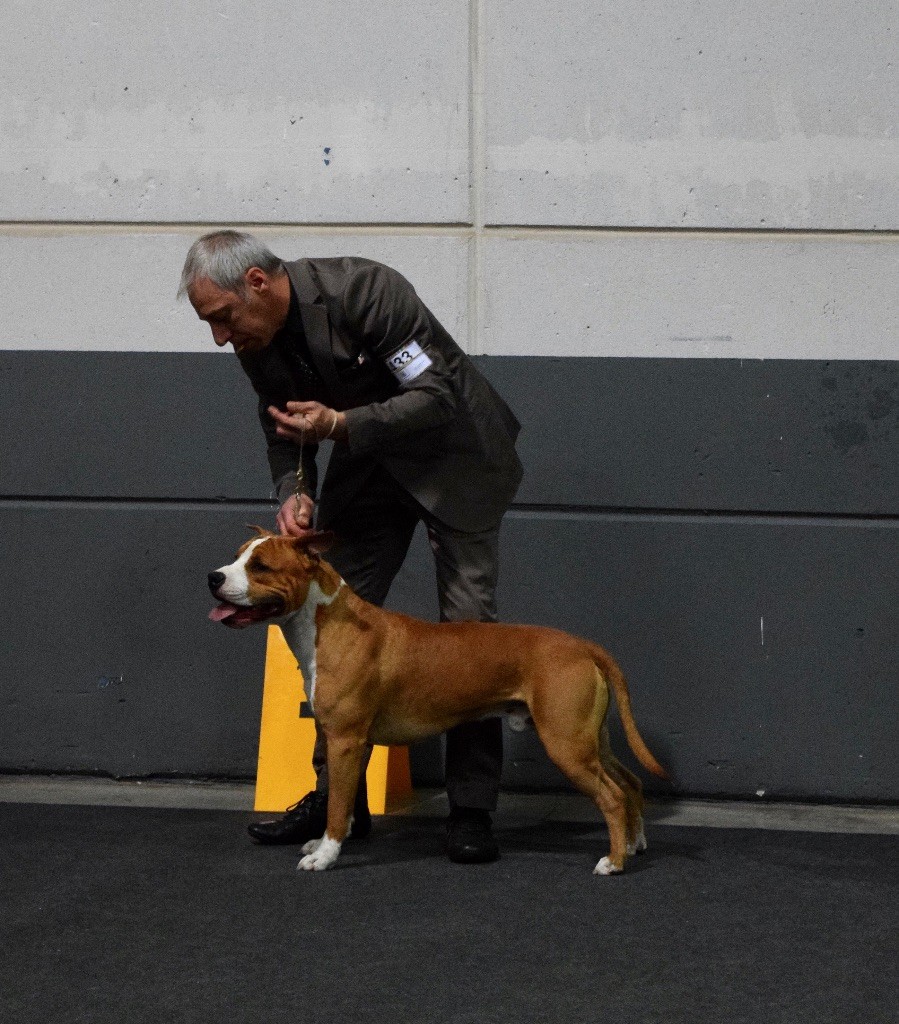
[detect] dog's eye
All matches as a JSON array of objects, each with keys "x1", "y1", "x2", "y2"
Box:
[{"x1": 254, "y1": 562, "x2": 273, "y2": 573}]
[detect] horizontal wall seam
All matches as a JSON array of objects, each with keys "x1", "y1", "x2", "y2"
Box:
[
  {"x1": 509, "y1": 504, "x2": 899, "y2": 528},
  {"x1": 0, "y1": 496, "x2": 278, "y2": 511},
  {"x1": 0, "y1": 222, "x2": 897, "y2": 243},
  {"x1": 486, "y1": 225, "x2": 899, "y2": 240},
  {"x1": 0, "y1": 222, "x2": 477, "y2": 236},
  {"x1": 4, "y1": 495, "x2": 899, "y2": 527}
]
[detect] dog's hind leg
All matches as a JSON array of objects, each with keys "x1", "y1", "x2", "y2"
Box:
[
  {"x1": 601, "y1": 726, "x2": 646, "y2": 856},
  {"x1": 531, "y1": 675, "x2": 630, "y2": 874},
  {"x1": 547, "y1": 732, "x2": 629, "y2": 874},
  {"x1": 587, "y1": 765, "x2": 630, "y2": 875}
]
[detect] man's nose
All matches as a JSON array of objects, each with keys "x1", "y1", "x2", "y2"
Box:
[
  {"x1": 211, "y1": 325, "x2": 231, "y2": 347},
  {"x1": 208, "y1": 571, "x2": 226, "y2": 592}
]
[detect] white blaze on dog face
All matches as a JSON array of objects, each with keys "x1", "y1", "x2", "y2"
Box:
[{"x1": 213, "y1": 537, "x2": 270, "y2": 605}]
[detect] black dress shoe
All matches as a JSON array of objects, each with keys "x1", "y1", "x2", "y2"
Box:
[
  {"x1": 247, "y1": 790, "x2": 372, "y2": 845},
  {"x1": 446, "y1": 808, "x2": 500, "y2": 864}
]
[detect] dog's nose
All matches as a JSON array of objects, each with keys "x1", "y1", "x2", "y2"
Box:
[{"x1": 208, "y1": 571, "x2": 226, "y2": 592}]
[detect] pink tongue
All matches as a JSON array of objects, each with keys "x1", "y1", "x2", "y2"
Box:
[{"x1": 209, "y1": 602, "x2": 239, "y2": 622}]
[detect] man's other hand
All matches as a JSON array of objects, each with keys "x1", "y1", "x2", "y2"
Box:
[
  {"x1": 268, "y1": 402, "x2": 347, "y2": 443},
  {"x1": 276, "y1": 493, "x2": 317, "y2": 538}
]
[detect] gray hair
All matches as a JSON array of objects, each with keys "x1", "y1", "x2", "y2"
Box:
[{"x1": 177, "y1": 230, "x2": 284, "y2": 298}]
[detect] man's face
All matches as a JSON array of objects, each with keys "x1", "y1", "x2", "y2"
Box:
[{"x1": 189, "y1": 272, "x2": 281, "y2": 355}]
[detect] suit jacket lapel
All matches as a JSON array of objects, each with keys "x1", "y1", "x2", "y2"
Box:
[{"x1": 284, "y1": 259, "x2": 343, "y2": 399}]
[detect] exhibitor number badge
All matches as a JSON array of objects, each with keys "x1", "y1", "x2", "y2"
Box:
[{"x1": 384, "y1": 341, "x2": 433, "y2": 384}]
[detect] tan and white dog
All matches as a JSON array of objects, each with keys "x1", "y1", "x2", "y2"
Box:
[{"x1": 208, "y1": 530, "x2": 668, "y2": 875}]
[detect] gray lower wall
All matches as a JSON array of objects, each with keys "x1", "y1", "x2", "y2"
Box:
[
  {"x1": 4, "y1": 352, "x2": 898, "y2": 513},
  {"x1": 2, "y1": 352, "x2": 897, "y2": 801}
]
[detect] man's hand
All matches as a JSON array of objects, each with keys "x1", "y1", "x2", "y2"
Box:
[
  {"x1": 267, "y1": 402, "x2": 348, "y2": 444},
  {"x1": 276, "y1": 493, "x2": 317, "y2": 538}
]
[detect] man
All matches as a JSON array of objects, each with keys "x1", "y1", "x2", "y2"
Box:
[{"x1": 180, "y1": 230, "x2": 522, "y2": 863}]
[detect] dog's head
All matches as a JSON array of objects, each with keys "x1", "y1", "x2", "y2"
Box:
[{"x1": 207, "y1": 527, "x2": 335, "y2": 629}]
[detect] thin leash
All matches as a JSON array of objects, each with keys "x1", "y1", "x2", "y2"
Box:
[
  {"x1": 293, "y1": 415, "x2": 308, "y2": 523},
  {"x1": 293, "y1": 409, "x2": 339, "y2": 523}
]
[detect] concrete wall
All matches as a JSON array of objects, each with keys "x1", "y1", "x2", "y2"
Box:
[{"x1": 2, "y1": 1, "x2": 897, "y2": 801}]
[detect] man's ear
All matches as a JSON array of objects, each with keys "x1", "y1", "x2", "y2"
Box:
[
  {"x1": 301, "y1": 530, "x2": 336, "y2": 555},
  {"x1": 246, "y1": 524, "x2": 275, "y2": 538},
  {"x1": 244, "y1": 266, "x2": 268, "y2": 294}
]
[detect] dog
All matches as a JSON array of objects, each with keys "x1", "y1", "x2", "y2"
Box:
[{"x1": 208, "y1": 529, "x2": 668, "y2": 874}]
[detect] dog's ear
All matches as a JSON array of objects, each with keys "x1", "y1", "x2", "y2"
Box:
[
  {"x1": 301, "y1": 530, "x2": 336, "y2": 555},
  {"x1": 245, "y1": 524, "x2": 274, "y2": 538}
]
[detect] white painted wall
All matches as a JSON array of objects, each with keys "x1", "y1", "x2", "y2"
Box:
[
  {"x1": 1, "y1": 1, "x2": 896, "y2": 358},
  {"x1": 482, "y1": 233, "x2": 899, "y2": 360},
  {"x1": 0, "y1": 0, "x2": 470, "y2": 223},
  {"x1": 486, "y1": 0, "x2": 899, "y2": 230},
  {"x1": 0, "y1": 229, "x2": 469, "y2": 352}
]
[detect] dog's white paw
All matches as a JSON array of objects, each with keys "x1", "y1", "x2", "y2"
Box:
[
  {"x1": 297, "y1": 835, "x2": 342, "y2": 872},
  {"x1": 593, "y1": 856, "x2": 624, "y2": 876},
  {"x1": 301, "y1": 837, "x2": 323, "y2": 855},
  {"x1": 627, "y1": 829, "x2": 648, "y2": 857}
]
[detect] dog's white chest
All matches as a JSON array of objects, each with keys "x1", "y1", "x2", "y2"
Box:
[{"x1": 280, "y1": 580, "x2": 342, "y2": 709}]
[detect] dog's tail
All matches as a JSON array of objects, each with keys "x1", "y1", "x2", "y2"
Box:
[{"x1": 589, "y1": 643, "x2": 669, "y2": 780}]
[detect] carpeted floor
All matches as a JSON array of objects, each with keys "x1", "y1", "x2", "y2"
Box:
[{"x1": 1, "y1": 802, "x2": 896, "y2": 1024}]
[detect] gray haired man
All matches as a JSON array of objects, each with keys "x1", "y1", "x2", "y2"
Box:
[{"x1": 181, "y1": 231, "x2": 523, "y2": 863}]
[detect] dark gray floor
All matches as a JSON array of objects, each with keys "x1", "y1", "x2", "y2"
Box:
[{"x1": 2, "y1": 802, "x2": 897, "y2": 1024}]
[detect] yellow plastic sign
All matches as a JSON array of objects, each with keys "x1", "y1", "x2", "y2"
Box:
[{"x1": 254, "y1": 625, "x2": 412, "y2": 814}]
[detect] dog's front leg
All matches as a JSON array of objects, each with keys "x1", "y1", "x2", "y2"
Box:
[{"x1": 297, "y1": 734, "x2": 366, "y2": 873}]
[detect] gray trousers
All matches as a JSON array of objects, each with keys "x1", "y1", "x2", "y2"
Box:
[{"x1": 311, "y1": 464, "x2": 504, "y2": 811}]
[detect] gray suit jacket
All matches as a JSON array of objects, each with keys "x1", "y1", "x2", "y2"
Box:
[{"x1": 238, "y1": 257, "x2": 522, "y2": 532}]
